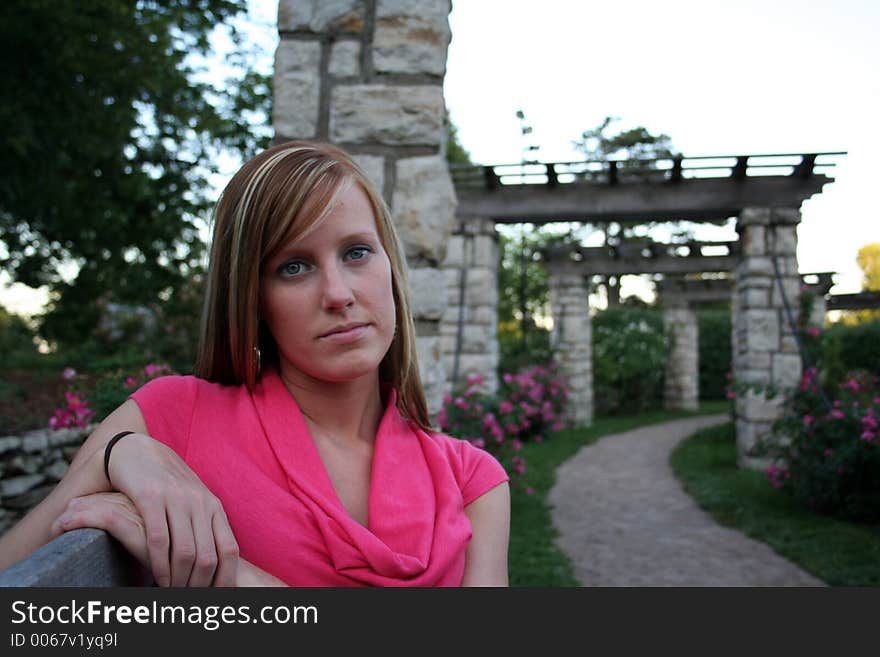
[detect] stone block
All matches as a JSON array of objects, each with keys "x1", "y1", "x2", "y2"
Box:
[
  {"x1": 22, "y1": 432, "x2": 48, "y2": 453},
  {"x1": 771, "y1": 208, "x2": 801, "y2": 225},
  {"x1": 738, "y1": 287, "x2": 769, "y2": 308},
  {"x1": 461, "y1": 324, "x2": 491, "y2": 352},
  {"x1": 1, "y1": 473, "x2": 46, "y2": 498},
  {"x1": 351, "y1": 154, "x2": 384, "y2": 193},
  {"x1": 738, "y1": 207, "x2": 771, "y2": 226},
  {"x1": 770, "y1": 277, "x2": 801, "y2": 309},
  {"x1": 273, "y1": 40, "x2": 321, "y2": 139},
  {"x1": 740, "y1": 225, "x2": 766, "y2": 257},
  {"x1": 374, "y1": 1, "x2": 451, "y2": 75},
  {"x1": 737, "y1": 391, "x2": 783, "y2": 422},
  {"x1": 0, "y1": 436, "x2": 21, "y2": 456},
  {"x1": 278, "y1": 0, "x2": 365, "y2": 33},
  {"x1": 443, "y1": 235, "x2": 465, "y2": 267},
  {"x1": 737, "y1": 256, "x2": 772, "y2": 277},
  {"x1": 770, "y1": 224, "x2": 798, "y2": 255},
  {"x1": 408, "y1": 267, "x2": 447, "y2": 320},
  {"x1": 741, "y1": 309, "x2": 779, "y2": 351},
  {"x1": 472, "y1": 235, "x2": 496, "y2": 267},
  {"x1": 330, "y1": 85, "x2": 445, "y2": 145},
  {"x1": 416, "y1": 335, "x2": 447, "y2": 416},
  {"x1": 772, "y1": 353, "x2": 802, "y2": 389},
  {"x1": 392, "y1": 155, "x2": 456, "y2": 264},
  {"x1": 328, "y1": 39, "x2": 360, "y2": 76},
  {"x1": 45, "y1": 459, "x2": 70, "y2": 482}
]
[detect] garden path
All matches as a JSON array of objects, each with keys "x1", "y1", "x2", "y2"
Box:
[{"x1": 548, "y1": 414, "x2": 824, "y2": 586}]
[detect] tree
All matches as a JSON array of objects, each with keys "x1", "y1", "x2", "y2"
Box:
[
  {"x1": 857, "y1": 242, "x2": 880, "y2": 291},
  {"x1": 0, "y1": 0, "x2": 271, "y2": 347},
  {"x1": 446, "y1": 119, "x2": 474, "y2": 167},
  {"x1": 571, "y1": 116, "x2": 680, "y2": 305}
]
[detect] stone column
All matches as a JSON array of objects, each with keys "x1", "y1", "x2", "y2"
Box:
[
  {"x1": 732, "y1": 207, "x2": 803, "y2": 468},
  {"x1": 274, "y1": 1, "x2": 456, "y2": 415},
  {"x1": 663, "y1": 302, "x2": 699, "y2": 411},
  {"x1": 547, "y1": 270, "x2": 593, "y2": 427},
  {"x1": 440, "y1": 218, "x2": 499, "y2": 393}
]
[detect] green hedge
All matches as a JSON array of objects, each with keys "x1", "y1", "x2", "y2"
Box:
[{"x1": 698, "y1": 309, "x2": 732, "y2": 400}]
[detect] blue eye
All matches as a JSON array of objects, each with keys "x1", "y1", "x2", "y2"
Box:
[
  {"x1": 346, "y1": 246, "x2": 372, "y2": 261},
  {"x1": 279, "y1": 260, "x2": 307, "y2": 277}
]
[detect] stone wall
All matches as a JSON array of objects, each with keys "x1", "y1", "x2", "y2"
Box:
[
  {"x1": 275, "y1": 0, "x2": 456, "y2": 414},
  {"x1": 440, "y1": 218, "x2": 499, "y2": 393},
  {"x1": 547, "y1": 271, "x2": 593, "y2": 427},
  {"x1": 663, "y1": 304, "x2": 699, "y2": 411},
  {"x1": 0, "y1": 426, "x2": 90, "y2": 535},
  {"x1": 732, "y1": 207, "x2": 802, "y2": 468}
]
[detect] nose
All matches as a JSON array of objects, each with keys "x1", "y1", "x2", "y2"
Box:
[{"x1": 320, "y1": 261, "x2": 355, "y2": 311}]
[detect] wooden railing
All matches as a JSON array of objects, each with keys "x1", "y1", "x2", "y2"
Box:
[{"x1": 450, "y1": 152, "x2": 846, "y2": 190}]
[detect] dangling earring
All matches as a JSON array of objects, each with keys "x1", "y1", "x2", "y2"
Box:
[{"x1": 253, "y1": 345, "x2": 262, "y2": 379}]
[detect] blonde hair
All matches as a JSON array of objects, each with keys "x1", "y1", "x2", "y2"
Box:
[{"x1": 195, "y1": 141, "x2": 430, "y2": 430}]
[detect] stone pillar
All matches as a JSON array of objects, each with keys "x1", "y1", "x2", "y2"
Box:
[
  {"x1": 547, "y1": 271, "x2": 593, "y2": 427},
  {"x1": 663, "y1": 302, "x2": 699, "y2": 411},
  {"x1": 440, "y1": 218, "x2": 499, "y2": 393},
  {"x1": 274, "y1": 1, "x2": 455, "y2": 415},
  {"x1": 732, "y1": 207, "x2": 803, "y2": 468}
]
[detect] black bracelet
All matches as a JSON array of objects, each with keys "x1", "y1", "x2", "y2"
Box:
[{"x1": 103, "y1": 431, "x2": 135, "y2": 487}]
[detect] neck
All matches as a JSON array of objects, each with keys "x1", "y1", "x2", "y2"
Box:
[{"x1": 277, "y1": 367, "x2": 384, "y2": 447}]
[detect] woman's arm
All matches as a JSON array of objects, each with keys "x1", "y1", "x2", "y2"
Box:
[
  {"x1": 0, "y1": 399, "x2": 239, "y2": 587},
  {"x1": 461, "y1": 482, "x2": 510, "y2": 587}
]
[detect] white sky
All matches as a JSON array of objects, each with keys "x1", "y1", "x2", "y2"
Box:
[
  {"x1": 3, "y1": 0, "x2": 877, "y2": 316},
  {"x1": 445, "y1": 0, "x2": 880, "y2": 297}
]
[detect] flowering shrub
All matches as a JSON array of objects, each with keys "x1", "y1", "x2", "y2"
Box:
[
  {"x1": 767, "y1": 368, "x2": 880, "y2": 521},
  {"x1": 49, "y1": 362, "x2": 174, "y2": 431},
  {"x1": 438, "y1": 366, "x2": 570, "y2": 489}
]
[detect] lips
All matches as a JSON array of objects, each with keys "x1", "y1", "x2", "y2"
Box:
[{"x1": 318, "y1": 322, "x2": 370, "y2": 344}]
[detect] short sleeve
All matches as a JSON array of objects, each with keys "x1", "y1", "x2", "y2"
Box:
[
  {"x1": 453, "y1": 439, "x2": 510, "y2": 506},
  {"x1": 128, "y1": 375, "x2": 199, "y2": 458}
]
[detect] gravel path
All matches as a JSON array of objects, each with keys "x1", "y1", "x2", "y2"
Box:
[{"x1": 548, "y1": 414, "x2": 824, "y2": 586}]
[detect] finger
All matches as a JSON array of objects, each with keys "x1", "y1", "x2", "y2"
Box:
[
  {"x1": 187, "y1": 509, "x2": 219, "y2": 587},
  {"x1": 138, "y1": 499, "x2": 172, "y2": 588},
  {"x1": 210, "y1": 509, "x2": 239, "y2": 587},
  {"x1": 166, "y1": 505, "x2": 197, "y2": 587}
]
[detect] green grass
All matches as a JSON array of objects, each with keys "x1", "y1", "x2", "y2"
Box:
[
  {"x1": 509, "y1": 400, "x2": 729, "y2": 586},
  {"x1": 670, "y1": 422, "x2": 880, "y2": 586}
]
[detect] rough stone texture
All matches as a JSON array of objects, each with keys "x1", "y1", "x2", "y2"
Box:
[
  {"x1": 663, "y1": 306, "x2": 699, "y2": 411},
  {"x1": 732, "y1": 207, "x2": 803, "y2": 464},
  {"x1": 547, "y1": 271, "x2": 593, "y2": 426},
  {"x1": 278, "y1": 0, "x2": 365, "y2": 33},
  {"x1": 273, "y1": 40, "x2": 321, "y2": 139},
  {"x1": 416, "y1": 335, "x2": 446, "y2": 417},
  {"x1": 374, "y1": 1, "x2": 452, "y2": 75},
  {"x1": 328, "y1": 39, "x2": 361, "y2": 77},
  {"x1": 408, "y1": 267, "x2": 447, "y2": 320},
  {"x1": 392, "y1": 155, "x2": 457, "y2": 264},
  {"x1": 348, "y1": 154, "x2": 384, "y2": 193},
  {"x1": 549, "y1": 415, "x2": 824, "y2": 586},
  {"x1": 330, "y1": 85, "x2": 445, "y2": 145},
  {"x1": 440, "y1": 218, "x2": 499, "y2": 393}
]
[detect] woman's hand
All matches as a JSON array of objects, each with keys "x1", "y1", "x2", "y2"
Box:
[
  {"x1": 100, "y1": 433, "x2": 239, "y2": 587},
  {"x1": 52, "y1": 492, "x2": 285, "y2": 587},
  {"x1": 52, "y1": 492, "x2": 150, "y2": 566}
]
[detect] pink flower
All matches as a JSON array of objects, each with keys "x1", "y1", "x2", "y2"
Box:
[
  {"x1": 466, "y1": 374, "x2": 485, "y2": 387},
  {"x1": 454, "y1": 397, "x2": 469, "y2": 411},
  {"x1": 512, "y1": 456, "x2": 526, "y2": 476},
  {"x1": 823, "y1": 448, "x2": 833, "y2": 458},
  {"x1": 512, "y1": 439, "x2": 523, "y2": 452},
  {"x1": 862, "y1": 414, "x2": 878, "y2": 431},
  {"x1": 534, "y1": 434, "x2": 544, "y2": 443},
  {"x1": 805, "y1": 326, "x2": 820, "y2": 338},
  {"x1": 802, "y1": 414, "x2": 813, "y2": 427},
  {"x1": 526, "y1": 486, "x2": 535, "y2": 496},
  {"x1": 861, "y1": 431, "x2": 875, "y2": 442},
  {"x1": 725, "y1": 389, "x2": 736, "y2": 400},
  {"x1": 552, "y1": 420, "x2": 564, "y2": 432},
  {"x1": 830, "y1": 409, "x2": 845, "y2": 420},
  {"x1": 471, "y1": 437, "x2": 486, "y2": 449},
  {"x1": 499, "y1": 400, "x2": 514, "y2": 415},
  {"x1": 437, "y1": 407, "x2": 448, "y2": 429},
  {"x1": 502, "y1": 373, "x2": 514, "y2": 384},
  {"x1": 144, "y1": 363, "x2": 170, "y2": 378},
  {"x1": 124, "y1": 376, "x2": 138, "y2": 390},
  {"x1": 505, "y1": 423, "x2": 519, "y2": 436},
  {"x1": 842, "y1": 378, "x2": 860, "y2": 393},
  {"x1": 442, "y1": 392, "x2": 452, "y2": 405},
  {"x1": 61, "y1": 367, "x2": 77, "y2": 380}
]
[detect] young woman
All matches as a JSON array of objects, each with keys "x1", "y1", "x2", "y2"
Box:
[{"x1": 0, "y1": 141, "x2": 510, "y2": 586}]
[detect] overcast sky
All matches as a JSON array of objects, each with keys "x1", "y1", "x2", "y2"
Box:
[
  {"x1": 3, "y1": 0, "x2": 877, "y2": 315},
  {"x1": 444, "y1": 0, "x2": 880, "y2": 295}
]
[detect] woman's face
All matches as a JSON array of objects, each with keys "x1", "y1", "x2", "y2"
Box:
[{"x1": 260, "y1": 183, "x2": 396, "y2": 388}]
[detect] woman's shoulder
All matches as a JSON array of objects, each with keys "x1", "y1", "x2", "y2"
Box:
[{"x1": 416, "y1": 427, "x2": 509, "y2": 499}]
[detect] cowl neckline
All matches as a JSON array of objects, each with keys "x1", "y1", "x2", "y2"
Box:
[{"x1": 251, "y1": 368, "x2": 437, "y2": 582}]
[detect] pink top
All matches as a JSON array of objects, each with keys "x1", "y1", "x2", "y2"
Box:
[{"x1": 129, "y1": 368, "x2": 508, "y2": 586}]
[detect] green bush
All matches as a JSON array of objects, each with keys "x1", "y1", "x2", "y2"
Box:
[
  {"x1": 0, "y1": 306, "x2": 39, "y2": 367},
  {"x1": 593, "y1": 307, "x2": 668, "y2": 414},
  {"x1": 698, "y1": 309, "x2": 732, "y2": 400},
  {"x1": 767, "y1": 366, "x2": 880, "y2": 522},
  {"x1": 821, "y1": 320, "x2": 880, "y2": 390}
]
